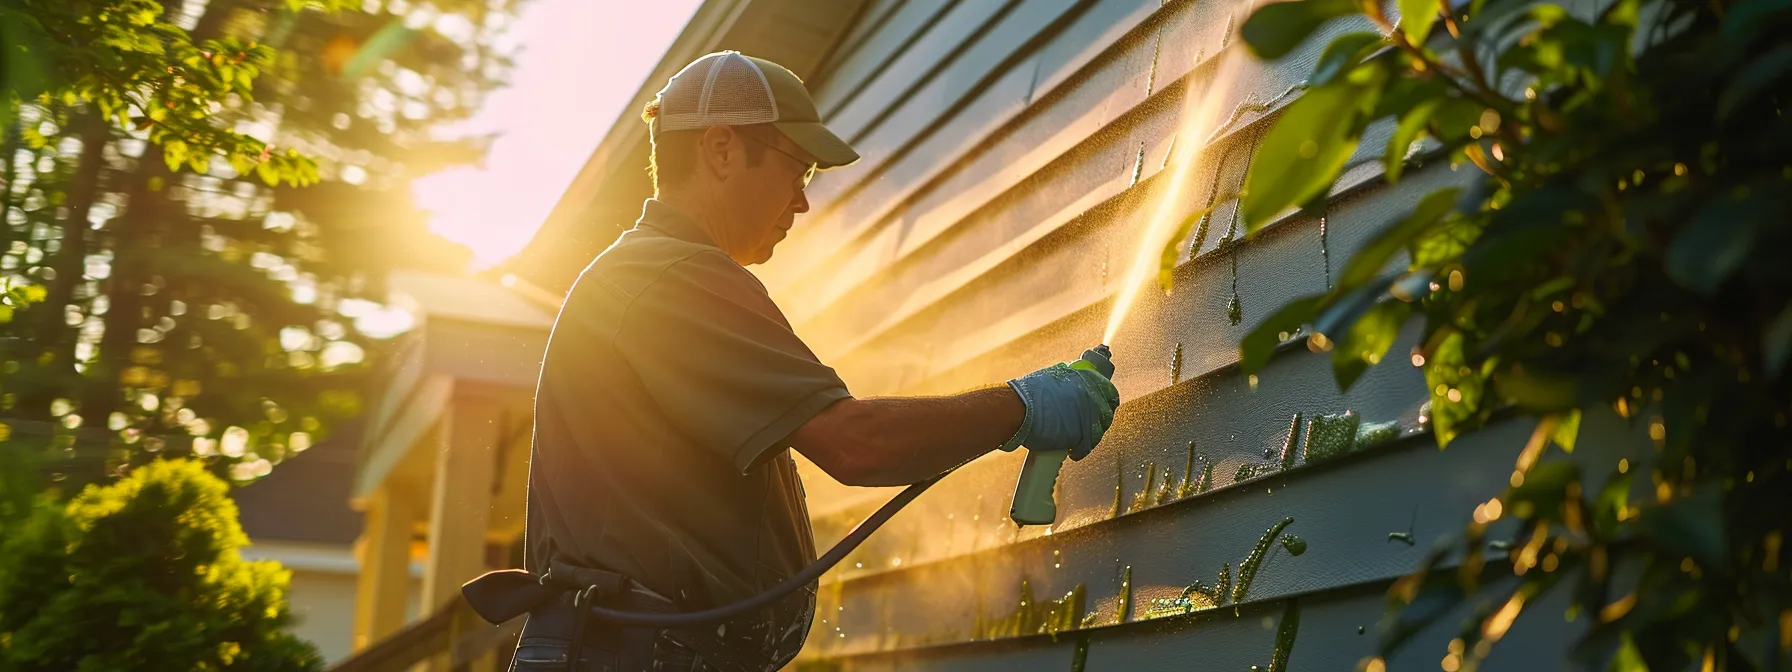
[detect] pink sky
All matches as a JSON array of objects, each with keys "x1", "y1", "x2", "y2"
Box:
[{"x1": 411, "y1": 0, "x2": 703, "y2": 269}]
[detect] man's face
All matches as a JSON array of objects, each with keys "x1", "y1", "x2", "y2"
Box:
[{"x1": 710, "y1": 127, "x2": 815, "y2": 266}]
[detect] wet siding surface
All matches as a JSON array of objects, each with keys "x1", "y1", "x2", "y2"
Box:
[{"x1": 774, "y1": 1, "x2": 1642, "y2": 668}]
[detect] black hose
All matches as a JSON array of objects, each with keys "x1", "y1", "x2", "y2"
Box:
[{"x1": 582, "y1": 471, "x2": 948, "y2": 627}]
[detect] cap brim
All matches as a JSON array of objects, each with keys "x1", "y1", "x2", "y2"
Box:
[{"x1": 774, "y1": 121, "x2": 860, "y2": 170}]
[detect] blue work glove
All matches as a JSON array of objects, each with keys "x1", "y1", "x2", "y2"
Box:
[{"x1": 999, "y1": 346, "x2": 1120, "y2": 460}]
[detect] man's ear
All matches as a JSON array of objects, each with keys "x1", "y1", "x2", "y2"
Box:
[{"x1": 697, "y1": 125, "x2": 738, "y2": 180}]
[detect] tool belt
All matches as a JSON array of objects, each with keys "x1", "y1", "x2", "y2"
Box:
[{"x1": 461, "y1": 560, "x2": 758, "y2": 671}]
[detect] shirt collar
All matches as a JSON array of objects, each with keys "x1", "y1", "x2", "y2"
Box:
[{"x1": 635, "y1": 199, "x2": 717, "y2": 248}]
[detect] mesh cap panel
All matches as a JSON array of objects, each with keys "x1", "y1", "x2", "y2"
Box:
[{"x1": 656, "y1": 51, "x2": 778, "y2": 132}]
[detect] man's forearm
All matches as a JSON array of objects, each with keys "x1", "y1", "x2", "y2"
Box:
[{"x1": 790, "y1": 387, "x2": 1024, "y2": 487}]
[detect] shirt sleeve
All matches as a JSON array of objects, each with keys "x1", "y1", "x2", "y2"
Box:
[{"x1": 614, "y1": 251, "x2": 851, "y2": 474}]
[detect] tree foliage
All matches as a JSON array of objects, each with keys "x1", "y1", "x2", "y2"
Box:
[
  {"x1": 0, "y1": 458, "x2": 323, "y2": 670},
  {"x1": 1, "y1": 0, "x2": 515, "y2": 486},
  {"x1": 1174, "y1": 0, "x2": 1792, "y2": 665},
  {"x1": 0, "y1": 0, "x2": 319, "y2": 184}
]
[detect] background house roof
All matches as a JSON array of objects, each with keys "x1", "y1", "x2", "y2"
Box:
[{"x1": 499, "y1": 0, "x2": 869, "y2": 294}]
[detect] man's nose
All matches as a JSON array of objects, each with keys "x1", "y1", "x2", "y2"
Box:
[{"x1": 791, "y1": 188, "x2": 810, "y2": 214}]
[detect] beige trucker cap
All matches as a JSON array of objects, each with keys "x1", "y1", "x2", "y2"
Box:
[{"x1": 647, "y1": 51, "x2": 860, "y2": 169}]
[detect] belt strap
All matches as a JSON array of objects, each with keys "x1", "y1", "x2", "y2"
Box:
[{"x1": 463, "y1": 562, "x2": 766, "y2": 671}]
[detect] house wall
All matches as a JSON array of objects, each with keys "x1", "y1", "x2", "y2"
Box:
[{"x1": 765, "y1": 0, "x2": 1643, "y2": 669}]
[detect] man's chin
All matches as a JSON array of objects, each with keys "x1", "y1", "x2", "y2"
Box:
[{"x1": 742, "y1": 245, "x2": 777, "y2": 266}]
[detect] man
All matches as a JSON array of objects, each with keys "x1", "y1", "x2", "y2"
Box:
[{"x1": 512, "y1": 51, "x2": 1121, "y2": 671}]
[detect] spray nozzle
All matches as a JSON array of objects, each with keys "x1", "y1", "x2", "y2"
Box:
[
  {"x1": 1076, "y1": 344, "x2": 1115, "y2": 378},
  {"x1": 1011, "y1": 343, "x2": 1116, "y2": 526}
]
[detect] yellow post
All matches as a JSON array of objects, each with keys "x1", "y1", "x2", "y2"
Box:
[
  {"x1": 352, "y1": 480, "x2": 415, "y2": 652},
  {"x1": 422, "y1": 400, "x2": 500, "y2": 671}
]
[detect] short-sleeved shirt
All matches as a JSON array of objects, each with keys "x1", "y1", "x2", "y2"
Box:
[{"x1": 524, "y1": 200, "x2": 849, "y2": 668}]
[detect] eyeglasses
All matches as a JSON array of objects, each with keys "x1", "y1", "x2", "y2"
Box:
[{"x1": 739, "y1": 132, "x2": 817, "y2": 190}]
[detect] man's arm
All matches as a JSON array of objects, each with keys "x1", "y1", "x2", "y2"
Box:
[{"x1": 788, "y1": 387, "x2": 1023, "y2": 488}]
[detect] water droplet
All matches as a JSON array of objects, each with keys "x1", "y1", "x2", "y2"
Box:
[
  {"x1": 1130, "y1": 462, "x2": 1158, "y2": 513},
  {"x1": 1115, "y1": 565, "x2": 1133, "y2": 623},
  {"x1": 1145, "y1": 27, "x2": 1163, "y2": 97},
  {"x1": 1130, "y1": 142, "x2": 1146, "y2": 187},
  {"x1": 1281, "y1": 534, "x2": 1307, "y2": 556},
  {"x1": 1269, "y1": 599, "x2": 1301, "y2": 672},
  {"x1": 1278, "y1": 413, "x2": 1303, "y2": 470},
  {"x1": 1302, "y1": 411, "x2": 1361, "y2": 464},
  {"x1": 1070, "y1": 634, "x2": 1092, "y2": 672},
  {"x1": 1354, "y1": 421, "x2": 1399, "y2": 451},
  {"x1": 1111, "y1": 459, "x2": 1125, "y2": 519},
  {"x1": 1319, "y1": 215, "x2": 1332, "y2": 289},
  {"x1": 1235, "y1": 517, "x2": 1295, "y2": 603}
]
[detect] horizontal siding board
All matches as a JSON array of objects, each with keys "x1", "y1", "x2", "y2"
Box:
[
  {"x1": 775, "y1": 0, "x2": 1198, "y2": 320},
  {"x1": 801, "y1": 336, "x2": 1644, "y2": 658},
  {"x1": 822, "y1": 578, "x2": 1580, "y2": 671},
  {"x1": 821, "y1": 116, "x2": 1448, "y2": 400},
  {"x1": 815, "y1": 0, "x2": 957, "y2": 116},
  {"x1": 816, "y1": 0, "x2": 1096, "y2": 206},
  {"x1": 797, "y1": 72, "x2": 1193, "y2": 362},
  {"x1": 776, "y1": 4, "x2": 1342, "y2": 326},
  {"x1": 819, "y1": 0, "x2": 912, "y2": 83},
  {"x1": 824, "y1": 0, "x2": 1019, "y2": 144},
  {"x1": 763, "y1": 0, "x2": 1164, "y2": 290}
]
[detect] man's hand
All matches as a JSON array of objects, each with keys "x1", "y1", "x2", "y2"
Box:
[{"x1": 1000, "y1": 348, "x2": 1120, "y2": 460}]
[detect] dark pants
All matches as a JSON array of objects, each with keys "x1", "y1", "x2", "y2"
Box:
[{"x1": 506, "y1": 587, "x2": 717, "y2": 672}]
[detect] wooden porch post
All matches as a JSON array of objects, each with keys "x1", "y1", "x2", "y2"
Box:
[
  {"x1": 351, "y1": 479, "x2": 416, "y2": 652},
  {"x1": 422, "y1": 399, "x2": 500, "y2": 670}
]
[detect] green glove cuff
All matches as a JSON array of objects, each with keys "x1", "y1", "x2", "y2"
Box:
[{"x1": 998, "y1": 379, "x2": 1032, "y2": 452}]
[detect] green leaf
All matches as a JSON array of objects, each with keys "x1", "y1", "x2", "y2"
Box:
[
  {"x1": 1551, "y1": 408, "x2": 1581, "y2": 452},
  {"x1": 1333, "y1": 300, "x2": 1411, "y2": 390},
  {"x1": 1313, "y1": 275, "x2": 1397, "y2": 337},
  {"x1": 1379, "y1": 564, "x2": 1464, "y2": 655},
  {"x1": 1717, "y1": 44, "x2": 1792, "y2": 120},
  {"x1": 1506, "y1": 459, "x2": 1579, "y2": 521},
  {"x1": 1423, "y1": 330, "x2": 1485, "y2": 446},
  {"x1": 1311, "y1": 32, "x2": 1385, "y2": 86},
  {"x1": 163, "y1": 140, "x2": 189, "y2": 171},
  {"x1": 1542, "y1": 20, "x2": 1628, "y2": 79},
  {"x1": 1764, "y1": 305, "x2": 1792, "y2": 378},
  {"x1": 0, "y1": 12, "x2": 58, "y2": 114},
  {"x1": 1400, "y1": 0, "x2": 1439, "y2": 45},
  {"x1": 1593, "y1": 470, "x2": 1631, "y2": 536},
  {"x1": 1339, "y1": 187, "x2": 1459, "y2": 289},
  {"x1": 1241, "y1": 0, "x2": 1363, "y2": 60},
  {"x1": 1240, "y1": 295, "x2": 1324, "y2": 374},
  {"x1": 1665, "y1": 192, "x2": 1763, "y2": 294},
  {"x1": 1373, "y1": 76, "x2": 1449, "y2": 119},
  {"x1": 1723, "y1": 0, "x2": 1792, "y2": 47},
  {"x1": 1526, "y1": 276, "x2": 1577, "y2": 301},
  {"x1": 1462, "y1": 186, "x2": 1587, "y2": 282},
  {"x1": 1608, "y1": 632, "x2": 1647, "y2": 672},
  {"x1": 1385, "y1": 99, "x2": 1439, "y2": 183},
  {"x1": 1428, "y1": 97, "x2": 1487, "y2": 143},
  {"x1": 1241, "y1": 81, "x2": 1373, "y2": 232},
  {"x1": 1501, "y1": 365, "x2": 1580, "y2": 411},
  {"x1": 1638, "y1": 487, "x2": 1725, "y2": 567}
]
